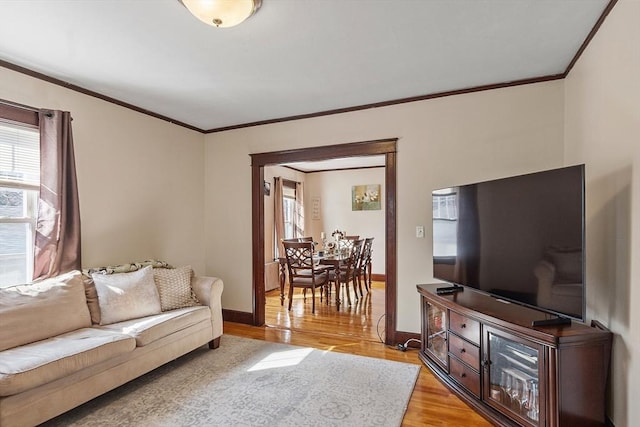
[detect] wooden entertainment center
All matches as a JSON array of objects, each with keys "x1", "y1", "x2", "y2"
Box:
[{"x1": 417, "y1": 283, "x2": 612, "y2": 427}]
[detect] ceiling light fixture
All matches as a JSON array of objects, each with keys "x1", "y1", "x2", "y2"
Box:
[{"x1": 179, "y1": 0, "x2": 262, "y2": 28}]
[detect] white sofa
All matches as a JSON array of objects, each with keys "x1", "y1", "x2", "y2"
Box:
[{"x1": 0, "y1": 265, "x2": 223, "y2": 427}]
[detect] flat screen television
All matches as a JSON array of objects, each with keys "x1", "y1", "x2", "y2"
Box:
[{"x1": 432, "y1": 165, "x2": 585, "y2": 322}]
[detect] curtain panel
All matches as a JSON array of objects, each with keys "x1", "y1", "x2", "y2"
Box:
[
  {"x1": 274, "y1": 177, "x2": 285, "y2": 258},
  {"x1": 33, "y1": 110, "x2": 81, "y2": 279},
  {"x1": 294, "y1": 181, "x2": 304, "y2": 238}
]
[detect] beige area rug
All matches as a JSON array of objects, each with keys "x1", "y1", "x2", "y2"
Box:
[{"x1": 43, "y1": 335, "x2": 420, "y2": 426}]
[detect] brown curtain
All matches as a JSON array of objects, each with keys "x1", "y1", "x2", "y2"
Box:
[
  {"x1": 274, "y1": 177, "x2": 285, "y2": 258},
  {"x1": 33, "y1": 110, "x2": 81, "y2": 279},
  {"x1": 294, "y1": 181, "x2": 304, "y2": 238}
]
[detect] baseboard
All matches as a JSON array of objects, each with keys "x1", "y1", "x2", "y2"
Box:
[
  {"x1": 371, "y1": 273, "x2": 385, "y2": 282},
  {"x1": 222, "y1": 309, "x2": 253, "y2": 325}
]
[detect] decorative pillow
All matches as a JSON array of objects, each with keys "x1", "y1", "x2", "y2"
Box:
[
  {"x1": 153, "y1": 266, "x2": 200, "y2": 311},
  {"x1": 82, "y1": 274, "x2": 101, "y2": 324},
  {"x1": 85, "y1": 259, "x2": 172, "y2": 276},
  {"x1": 91, "y1": 265, "x2": 162, "y2": 325}
]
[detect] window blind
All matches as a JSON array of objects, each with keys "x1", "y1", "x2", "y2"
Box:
[{"x1": 0, "y1": 122, "x2": 40, "y2": 187}]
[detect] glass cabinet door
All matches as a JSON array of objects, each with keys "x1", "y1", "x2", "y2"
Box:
[
  {"x1": 424, "y1": 300, "x2": 448, "y2": 369},
  {"x1": 484, "y1": 326, "x2": 544, "y2": 426}
]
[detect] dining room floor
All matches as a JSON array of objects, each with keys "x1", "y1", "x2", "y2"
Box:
[{"x1": 265, "y1": 279, "x2": 386, "y2": 342}]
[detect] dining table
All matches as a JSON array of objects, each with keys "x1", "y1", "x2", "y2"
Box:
[{"x1": 278, "y1": 251, "x2": 352, "y2": 308}]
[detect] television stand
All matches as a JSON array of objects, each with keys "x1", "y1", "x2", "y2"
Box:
[
  {"x1": 417, "y1": 283, "x2": 612, "y2": 427},
  {"x1": 531, "y1": 316, "x2": 572, "y2": 327}
]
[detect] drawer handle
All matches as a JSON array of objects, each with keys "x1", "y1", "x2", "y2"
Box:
[
  {"x1": 460, "y1": 348, "x2": 466, "y2": 354},
  {"x1": 460, "y1": 373, "x2": 466, "y2": 378},
  {"x1": 460, "y1": 323, "x2": 466, "y2": 328}
]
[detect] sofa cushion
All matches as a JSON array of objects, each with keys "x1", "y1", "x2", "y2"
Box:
[
  {"x1": 82, "y1": 274, "x2": 101, "y2": 324},
  {"x1": 0, "y1": 328, "x2": 135, "y2": 397},
  {"x1": 99, "y1": 306, "x2": 211, "y2": 347},
  {"x1": 92, "y1": 266, "x2": 162, "y2": 325},
  {"x1": 153, "y1": 266, "x2": 200, "y2": 311},
  {"x1": 0, "y1": 270, "x2": 91, "y2": 352}
]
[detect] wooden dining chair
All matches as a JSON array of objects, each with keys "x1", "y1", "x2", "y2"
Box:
[
  {"x1": 355, "y1": 237, "x2": 374, "y2": 295},
  {"x1": 282, "y1": 240, "x2": 332, "y2": 314},
  {"x1": 282, "y1": 237, "x2": 313, "y2": 242},
  {"x1": 339, "y1": 235, "x2": 360, "y2": 255},
  {"x1": 279, "y1": 237, "x2": 317, "y2": 303},
  {"x1": 329, "y1": 238, "x2": 364, "y2": 305}
]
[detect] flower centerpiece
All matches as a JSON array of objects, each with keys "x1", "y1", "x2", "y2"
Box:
[{"x1": 331, "y1": 229, "x2": 345, "y2": 254}]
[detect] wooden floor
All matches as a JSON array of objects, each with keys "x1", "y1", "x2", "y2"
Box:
[
  {"x1": 265, "y1": 279, "x2": 386, "y2": 342},
  {"x1": 224, "y1": 281, "x2": 491, "y2": 426}
]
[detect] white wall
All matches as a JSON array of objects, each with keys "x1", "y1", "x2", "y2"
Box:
[
  {"x1": 564, "y1": 1, "x2": 640, "y2": 425},
  {"x1": 204, "y1": 81, "x2": 565, "y2": 329},
  {"x1": 304, "y1": 167, "x2": 385, "y2": 275},
  {"x1": 0, "y1": 67, "x2": 206, "y2": 274}
]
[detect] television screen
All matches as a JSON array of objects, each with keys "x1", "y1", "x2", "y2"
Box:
[{"x1": 432, "y1": 165, "x2": 585, "y2": 321}]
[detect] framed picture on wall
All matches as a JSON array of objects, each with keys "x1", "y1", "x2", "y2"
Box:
[{"x1": 352, "y1": 184, "x2": 381, "y2": 211}]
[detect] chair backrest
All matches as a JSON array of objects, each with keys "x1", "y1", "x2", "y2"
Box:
[
  {"x1": 362, "y1": 237, "x2": 374, "y2": 263},
  {"x1": 282, "y1": 241, "x2": 316, "y2": 278},
  {"x1": 282, "y1": 237, "x2": 313, "y2": 243},
  {"x1": 343, "y1": 239, "x2": 364, "y2": 277},
  {"x1": 356, "y1": 237, "x2": 374, "y2": 271},
  {"x1": 340, "y1": 236, "x2": 360, "y2": 254}
]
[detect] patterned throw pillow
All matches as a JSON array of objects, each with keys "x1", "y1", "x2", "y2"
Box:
[
  {"x1": 85, "y1": 259, "x2": 172, "y2": 276},
  {"x1": 92, "y1": 266, "x2": 162, "y2": 325},
  {"x1": 153, "y1": 266, "x2": 200, "y2": 311}
]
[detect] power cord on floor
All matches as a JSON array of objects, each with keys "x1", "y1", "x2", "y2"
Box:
[
  {"x1": 376, "y1": 313, "x2": 385, "y2": 343},
  {"x1": 397, "y1": 338, "x2": 421, "y2": 352}
]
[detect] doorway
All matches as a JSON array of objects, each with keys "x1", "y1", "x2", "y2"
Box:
[{"x1": 250, "y1": 138, "x2": 398, "y2": 345}]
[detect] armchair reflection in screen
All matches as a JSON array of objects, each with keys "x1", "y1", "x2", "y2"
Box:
[{"x1": 534, "y1": 247, "x2": 583, "y2": 318}]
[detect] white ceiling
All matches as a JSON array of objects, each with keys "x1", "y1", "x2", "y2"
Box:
[
  {"x1": 282, "y1": 155, "x2": 386, "y2": 173},
  {"x1": 0, "y1": 0, "x2": 611, "y2": 133}
]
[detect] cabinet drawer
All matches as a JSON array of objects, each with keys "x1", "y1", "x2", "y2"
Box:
[
  {"x1": 449, "y1": 311, "x2": 480, "y2": 345},
  {"x1": 449, "y1": 356, "x2": 481, "y2": 398},
  {"x1": 448, "y1": 333, "x2": 480, "y2": 370}
]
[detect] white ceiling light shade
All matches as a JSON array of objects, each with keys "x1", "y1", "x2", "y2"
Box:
[{"x1": 179, "y1": 0, "x2": 262, "y2": 28}]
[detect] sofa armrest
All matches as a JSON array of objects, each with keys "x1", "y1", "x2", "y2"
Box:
[{"x1": 192, "y1": 276, "x2": 224, "y2": 341}]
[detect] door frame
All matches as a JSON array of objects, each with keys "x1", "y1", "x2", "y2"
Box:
[{"x1": 250, "y1": 138, "x2": 398, "y2": 345}]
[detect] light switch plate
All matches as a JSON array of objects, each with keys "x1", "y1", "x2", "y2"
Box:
[{"x1": 416, "y1": 225, "x2": 425, "y2": 238}]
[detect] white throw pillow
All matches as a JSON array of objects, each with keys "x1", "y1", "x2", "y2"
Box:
[
  {"x1": 92, "y1": 265, "x2": 162, "y2": 325},
  {"x1": 153, "y1": 266, "x2": 199, "y2": 311}
]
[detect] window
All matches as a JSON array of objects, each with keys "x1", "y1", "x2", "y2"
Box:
[
  {"x1": 282, "y1": 182, "x2": 296, "y2": 239},
  {"x1": 433, "y1": 189, "x2": 458, "y2": 220},
  {"x1": 0, "y1": 120, "x2": 40, "y2": 288},
  {"x1": 432, "y1": 188, "x2": 457, "y2": 257}
]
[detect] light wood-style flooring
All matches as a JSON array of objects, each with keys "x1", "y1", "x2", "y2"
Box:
[{"x1": 224, "y1": 281, "x2": 491, "y2": 426}]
